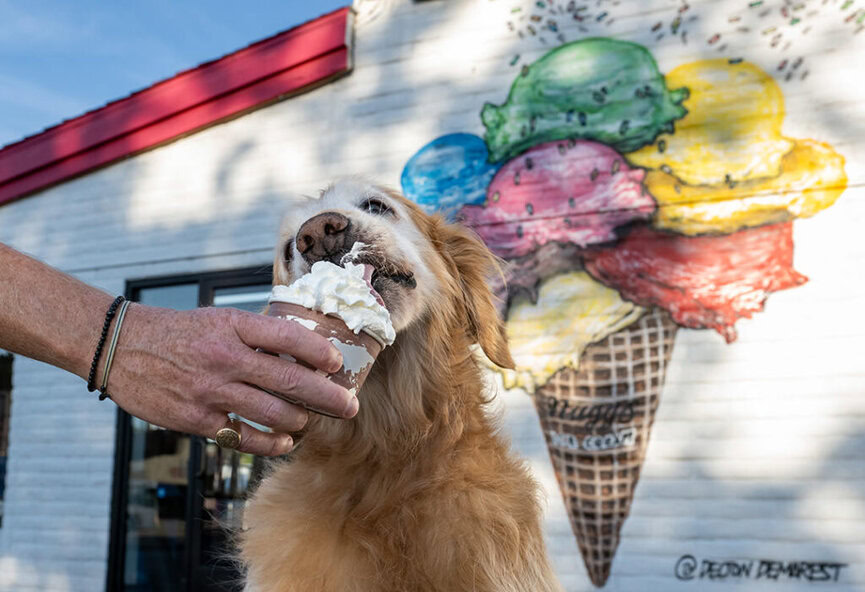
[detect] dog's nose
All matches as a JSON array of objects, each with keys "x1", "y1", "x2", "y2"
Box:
[{"x1": 296, "y1": 212, "x2": 351, "y2": 264}]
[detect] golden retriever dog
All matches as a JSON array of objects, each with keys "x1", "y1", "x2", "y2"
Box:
[{"x1": 240, "y1": 178, "x2": 561, "y2": 592}]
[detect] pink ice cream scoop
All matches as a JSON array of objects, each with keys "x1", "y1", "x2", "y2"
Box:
[{"x1": 459, "y1": 140, "x2": 655, "y2": 258}]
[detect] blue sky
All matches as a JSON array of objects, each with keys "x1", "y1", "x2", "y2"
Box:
[{"x1": 0, "y1": 0, "x2": 349, "y2": 148}]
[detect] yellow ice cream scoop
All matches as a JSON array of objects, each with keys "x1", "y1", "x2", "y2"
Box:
[
  {"x1": 647, "y1": 139, "x2": 847, "y2": 235},
  {"x1": 489, "y1": 271, "x2": 644, "y2": 392},
  {"x1": 627, "y1": 59, "x2": 794, "y2": 185}
]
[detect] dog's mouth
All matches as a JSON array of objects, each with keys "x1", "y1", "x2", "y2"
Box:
[
  {"x1": 342, "y1": 247, "x2": 416, "y2": 309},
  {"x1": 369, "y1": 265, "x2": 417, "y2": 291},
  {"x1": 360, "y1": 257, "x2": 416, "y2": 297}
]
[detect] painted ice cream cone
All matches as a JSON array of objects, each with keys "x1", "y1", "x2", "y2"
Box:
[
  {"x1": 534, "y1": 309, "x2": 677, "y2": 587},
  {"x1": 399, "y1": 38, "x2": 850, "y2": 590}
]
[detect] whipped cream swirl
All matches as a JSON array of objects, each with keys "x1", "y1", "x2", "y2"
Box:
[{"x1": 269, "y1": 261, "x2": 396, "y2": 346}]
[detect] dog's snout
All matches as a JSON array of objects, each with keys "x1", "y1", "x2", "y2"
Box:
[{"x1": 297, "y1": 212, "x2": 351, "y2": 264}]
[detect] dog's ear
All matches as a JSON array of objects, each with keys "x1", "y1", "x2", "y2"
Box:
[{"x1": 437, "y1": 223, "x2": 515, "y2": 370}]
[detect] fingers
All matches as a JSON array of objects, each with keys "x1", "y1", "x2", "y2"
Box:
[
  {"x1": 223, "y1": 383, "x2": 310, "y2": 433},
  {"x1": 238, "y1": 349, "x2": 359, "y2": 419},
  {"x1": 209, "y1": 416, "x2": 294, "y2": 457},
  {"x1": 231, "y1": 310, "x2": 343, "y2": 373}
]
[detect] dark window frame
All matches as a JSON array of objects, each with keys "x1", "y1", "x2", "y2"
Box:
[
  {"x1": 0, "y1": 352, "x2": 12, "y2": 527},
  {"x1": 106, "y1": 265, "x2": 272, "y2": 592}
]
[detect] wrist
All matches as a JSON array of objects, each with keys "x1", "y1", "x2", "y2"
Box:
[
  {"x1": 94, "y1": 302, "x2": 168, "y2": 394},
  {"x1": 66, "y1": 291, "x2": 119, "y2": 381},
  {"x1": 87, "y1": 296, "x2": 129, "y2": 394}
]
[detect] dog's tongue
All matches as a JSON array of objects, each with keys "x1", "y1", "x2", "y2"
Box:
[
  {"x1": 360, "y1": 263, "x2": 386, "y2": 308},
  {"x1": 360, "y1": 263, "x2": 374, "y2": 283}
]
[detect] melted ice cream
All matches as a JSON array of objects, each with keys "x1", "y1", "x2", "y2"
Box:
[{"x1": 329, "y1": 338, "x2": 375, "y2": 374}]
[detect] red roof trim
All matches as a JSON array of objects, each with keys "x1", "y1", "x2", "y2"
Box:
[{"x1": 0, "y1": 7, "x2": 353, "y2": 206}]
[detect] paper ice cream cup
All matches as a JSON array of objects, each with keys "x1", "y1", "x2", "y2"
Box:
[{"x1": 263, "y1": 302, "x2": 384, "y2": 417}]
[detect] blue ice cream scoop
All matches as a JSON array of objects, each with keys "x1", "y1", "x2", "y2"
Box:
[{"x1": 401, "y1": 133, "x2": 500, "y2": 221}]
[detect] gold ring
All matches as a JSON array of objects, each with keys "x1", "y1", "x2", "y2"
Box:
[{"x1": 215, "y1": 419, "x2": 242, "y2": 449}]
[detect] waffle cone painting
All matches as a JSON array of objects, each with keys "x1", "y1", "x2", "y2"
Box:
[{"x1": 401, "y1": 4, "x2": 850, "y2": 587}]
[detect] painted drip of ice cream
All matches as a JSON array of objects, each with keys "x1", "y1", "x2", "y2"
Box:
[{"x1": 269, "y1": 258, "x2": 396, "y2": 346}]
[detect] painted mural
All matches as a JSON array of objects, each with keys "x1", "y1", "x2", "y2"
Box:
[{"x1": 400, "y1": 1, "x2": 849, "y2": 586}]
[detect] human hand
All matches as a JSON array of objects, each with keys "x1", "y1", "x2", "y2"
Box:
[{"x1": 103, "y1": 303, "x2": 356, "y2": 456}]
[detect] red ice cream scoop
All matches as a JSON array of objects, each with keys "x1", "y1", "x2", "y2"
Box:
[
  {"x1": 583, "y1": 222, "x2": 808, "y2": 342},
  {"x1": 460, "y1": 140, "x2": 655, "y2": 258}
]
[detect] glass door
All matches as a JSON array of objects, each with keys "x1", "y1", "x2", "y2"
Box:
[
  {"x1": 108, "y1": 268, "x2": 272, "y2": 592},
  {"x1": 191, "y1": 281, "x2": 271, "y2": 592},
  {"x1": 122, "y1": 283, "x2": 198, "y2": 592}
]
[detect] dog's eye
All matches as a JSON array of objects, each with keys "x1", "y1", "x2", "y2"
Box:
[
  {"x1": 283, "y1": 239, "x2": 294, "y2": 263},
  {"x1": 360, "y1": 198, "x2": 392, "y2": 216}
]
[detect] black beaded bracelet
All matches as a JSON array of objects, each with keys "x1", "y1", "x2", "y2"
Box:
[{"x1": 87, "y1": 295, "x2": 125, "y2": 394}]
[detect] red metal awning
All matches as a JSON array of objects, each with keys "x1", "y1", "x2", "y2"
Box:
[{"x1": 0, "y1": 6, "x2": 353, "y2": 207}]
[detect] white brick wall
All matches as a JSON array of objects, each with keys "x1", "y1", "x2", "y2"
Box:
[{"x1": 1, "y1": 0, "x2": 864, "y2": 590}]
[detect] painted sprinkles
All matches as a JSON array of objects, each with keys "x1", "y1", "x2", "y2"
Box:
[{"x1": 502, "y1": 0, "x2": 853, "y2": 87}]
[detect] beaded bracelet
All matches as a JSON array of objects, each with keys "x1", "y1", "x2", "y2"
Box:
[
  {"x1": 98, "y1": 299, "x2": 131, "y2": 400},
  {"x1": 87, "y1": 295, "x2": 125, "y2": 394}
]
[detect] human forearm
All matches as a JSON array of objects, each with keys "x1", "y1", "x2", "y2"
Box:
[
  {"x1": 0, "y1": 241, "x2": 359, "y2": 456},
  {"x1": 0, "y1": 242, "x2": 112, "y2": 379}
]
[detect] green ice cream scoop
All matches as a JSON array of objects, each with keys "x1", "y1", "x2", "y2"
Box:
[{"x1": 482, "y1": 38, "x2": 688, "y2": 163}]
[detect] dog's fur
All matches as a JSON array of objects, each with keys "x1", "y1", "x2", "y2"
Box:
[{"x1": 240, "y1": 178, "x2": 561, "y2": 592}]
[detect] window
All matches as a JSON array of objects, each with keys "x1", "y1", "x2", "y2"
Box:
[
  {"x1": 108, "y1": 267, "x2": 272, "y2": 592},
  {"x1": 0, "y1": 352, "x2": 12, "y2": 527}
]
